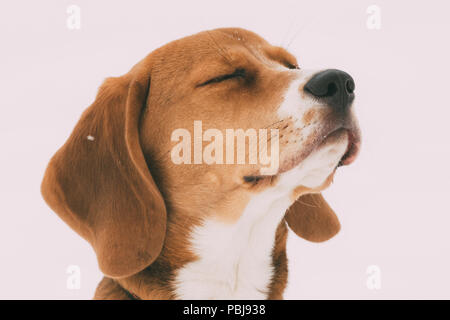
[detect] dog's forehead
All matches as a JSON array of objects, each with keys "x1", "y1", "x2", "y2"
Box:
[
  {"x1": 209, "y1": 28, "x2": 268, "y2": 46},
  {"x1": 208, "y1": 28, "x2": 298, "y2": 64},
  {"x1": 192, "y1": 28, "x2": 270, "y2": 51},
  {"x1": 150, "y1": 28, "x2": 294, "y2": 69}
]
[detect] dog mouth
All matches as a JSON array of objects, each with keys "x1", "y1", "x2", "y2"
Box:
[
  {"x1": 337, "y1": 129, "x2": 360, "y2": 166},
  {"x1": 287, "y1": 126, "x2": 361, "y2": 172},
  {"x1": 242, "y1": 126, "x2": 360, "y2": 185}
]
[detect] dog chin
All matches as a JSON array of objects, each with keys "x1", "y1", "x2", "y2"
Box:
[
  {"x1": 277, "y1": 130, "x2": 350, "y2": 190},
  {"x1": 244, "y1": 130, "x2": 350, "y2": 189}
]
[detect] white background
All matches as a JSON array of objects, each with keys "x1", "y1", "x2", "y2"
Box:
[{"x1": 1, "y1": 0, "x2": 449, "y2": 299}]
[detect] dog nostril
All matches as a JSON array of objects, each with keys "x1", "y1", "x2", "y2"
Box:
[{"x1": 345, "y1": 79, "x2": 355, "y2": 94}]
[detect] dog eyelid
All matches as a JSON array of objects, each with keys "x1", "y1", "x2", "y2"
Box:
[
  {"x1": 285, "y1": 62, "x2": 300, "y2": 70},
  {"x1": 197, "y1": 68, "x2": 246, "y2": 87}
]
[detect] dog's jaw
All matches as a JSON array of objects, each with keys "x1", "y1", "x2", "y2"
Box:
[{"x1": 278, "y1": 129, "x2": 349, "y2": 190}]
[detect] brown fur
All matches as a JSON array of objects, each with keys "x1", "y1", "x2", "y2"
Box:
[{"x1": 41, "y1": 28, "x2": 341, "y2": 300}]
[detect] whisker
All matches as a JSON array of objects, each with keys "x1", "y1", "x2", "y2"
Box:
[{"x1": 262, "y1": 119, "x2": 285, "y2": 130}]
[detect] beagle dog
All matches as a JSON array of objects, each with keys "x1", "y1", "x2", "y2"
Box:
[{"x1": 41, "y1": 28, "x2": 360, "y2": 300}]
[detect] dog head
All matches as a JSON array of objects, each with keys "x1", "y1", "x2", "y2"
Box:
[{"x1": 41, "y1": 28, "x2": 360, "y2": 278}]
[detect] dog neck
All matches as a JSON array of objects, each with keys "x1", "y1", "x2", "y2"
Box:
[{"x1": 172, "y1": 188, "x2": 292, "y2": 299}]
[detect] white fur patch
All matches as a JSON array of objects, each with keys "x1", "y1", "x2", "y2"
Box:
[
  {"x1": 280, "y1": 135, "x2": 348, "y2": 189},
  {"x1": 277, "y1": 69, "x2": 321, "y2": 129}
]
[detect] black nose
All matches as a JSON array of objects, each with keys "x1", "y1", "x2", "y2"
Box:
[{"x1": 304, "y1": 69, "x2": 355, "y2": 111}]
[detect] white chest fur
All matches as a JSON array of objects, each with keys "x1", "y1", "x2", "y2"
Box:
[{"x1": 173, "y1": 189, "x2": 292, "y2": 300}]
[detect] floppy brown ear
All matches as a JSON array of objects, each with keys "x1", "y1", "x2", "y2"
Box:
[
  {"x1": 285, "y1": 193, "x2": 340, "y2": 242},
  {"x1": 41, "y1": 66, "x2": 166, "y2": 278}
]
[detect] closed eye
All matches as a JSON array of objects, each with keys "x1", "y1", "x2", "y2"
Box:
[
  {"x1": 198, "y1": 68, "x2": 246, "y2": 87},
  {"x1": 285, "y1": 62, "x2": 300, "y2": 70}
]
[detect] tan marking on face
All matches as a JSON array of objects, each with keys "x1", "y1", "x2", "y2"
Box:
[
  {"x1": 299, "y1": 82, "x2": 307, "y2": 99},
  {"x1": 211, "y1": 190, "x2": 251, "y2": 224},
  {"x1": 302, "y1": 109, "x2": 316, "y2": 125}
]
